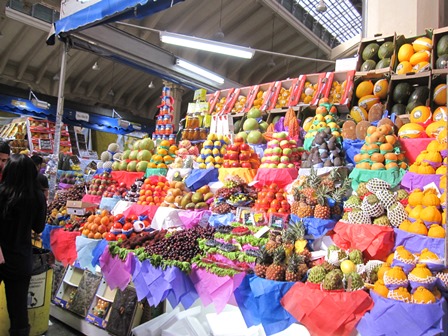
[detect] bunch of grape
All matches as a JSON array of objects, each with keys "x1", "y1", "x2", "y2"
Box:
[
  {"x1": 210, "y1": 202, "x2": 233, "y2": 214},
  {"x1": 145, "y1": 226, "x2": 215, "y2": 262}
]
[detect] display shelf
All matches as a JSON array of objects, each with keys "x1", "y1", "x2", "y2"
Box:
[
  {"x1": 95, "y1": 294, "x2": 114, "y2": 303},
  {"x1": 50, "y1": 304, "x2": 110, "y2": 336},
  {"x1": 63, "y1": 279, "x2": 79, "y2": 288}
]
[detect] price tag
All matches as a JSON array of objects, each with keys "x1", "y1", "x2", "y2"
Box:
[
  {"x1": 39, "y1": 138, "x2": 52, "y2": 151},
  {"x1": 75, "y1": 111, "x2": 89, "y2": 122}
]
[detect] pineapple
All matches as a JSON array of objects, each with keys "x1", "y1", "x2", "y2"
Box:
[
  {"x1": 265, "y1": 230, "x2": 282, "y2": 251},
  {"x1": 330, "y1": 177, "x2": 350, "y2": 218},
  {"x1": 321, "y1": 168, "x2": 341, "y2": 191},
  {"x1": 254, "y1": 248, "x2": 273, "y2": 278},
  {"x1": 265, "y1": 246, "x2": 286, "y2": 281},
  {"x1": 301, "y1": 168, "x2": 321, "y2": 206},
  {"x1": 285, "y1": 254, "x2": 305, "y2": 282},
  {"x1": 296, "y1": 200, "x2": 313, "y2": 218},
  {"x1": 289, "y1": 220, "x2": 307, "y2": 254},
  {"x1": 314, "y1": 186, "x2": 331, "y2": 219},
  {"x1": 282, "y1": 229, "x2": 296, "y2": 259}
]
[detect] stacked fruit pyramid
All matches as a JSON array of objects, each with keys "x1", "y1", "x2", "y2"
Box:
[
  {"x1": 341, "y1": 178, "x2": 408, "y2": 227},
  {"x1": 196, "y1": 133, "x2": 229, "y2": 169},
  {"x1": 148, "y1": 140, "x2": 178, "y2": 169},
  {"x1": 254, "y1": 221, "x2": 310, "y2": 281},
  {"x1": 290, "y1": 168, "x2": 350, "y2": 220},
  {"x1": 371, "y1": 246, "x2": 445, "y2": 304},
  {"x1": 252, "y1": 183, "x2": 290, "y2": 214},
  {"x1": 354, "y1": 124, "x2": 407, "y2": 170},
  {"x1": 97, "y1": 142, "x2": 121, "y2": 170},
  {"x1": 408, "y1": 139, "x2": 447, "y2": 174},
  {"x1": 87, "y1": 171, "x2": 119, "y2": 196},
  {"x1": 398, "y1": 187, "x2": 446, "y2": 238},
  {"x1": 260, "y1": 132, "x2": 301, "y2": 169},
  {"x1": 113, "y1": 138, "x2": 155, "y2": 172},
  {"x1": 222, "y1": 135, "x2": 260, "y2": 169},
  {"x1": 395, "y1": 37, "x2": 432, "y2": 74},
  {"x1": 359, "y1": 40, "x2": 394, "y2": 71}
]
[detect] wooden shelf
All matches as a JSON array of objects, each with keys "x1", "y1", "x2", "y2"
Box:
[{"x1": 50, "y1": 304, "x2": 110, "y2": 336}]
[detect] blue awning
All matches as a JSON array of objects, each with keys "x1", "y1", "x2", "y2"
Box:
[
  {"x1": 55, "y1": 0, "x2": 184, "y2": 37},
  {"x1": 0, "y1": 94, "x2": 150, "y2": 135}
]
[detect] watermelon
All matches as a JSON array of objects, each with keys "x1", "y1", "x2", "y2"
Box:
[
  {"x1": 361, "y1": 60, "x2": 376, "y2": 71},
  {"x1": 436, "y1": 55, "x2": 448, "y2": 69},
  {"x1": 362, "y1": 43, "x2": 380, "y2": 61},
  {"x1": 378, "y1": 42, "x2": 394, "y2": 59},
  {"x1": 393, "y1": 82, "x2": 413, "y2": 104},
  {"x1": 408, "y1": 86, "x2": 429, "y2": 104},
  {"x1": 437, "y1": 35, "x2": 448, "y2": 57},
  {"x1": 376, "y1": 58, "x2": 391, "y2": 69},
  {"x1": 391, "y1": 104, "x2": 407, "y2": 115}
]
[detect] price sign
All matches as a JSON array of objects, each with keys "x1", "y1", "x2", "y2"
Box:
[
  {"x1": 75, "y1": 111, "x2": 89, "y2": 122},
  {"x1": 39, "y1": 138, "x2": 52, "y2": 151}
]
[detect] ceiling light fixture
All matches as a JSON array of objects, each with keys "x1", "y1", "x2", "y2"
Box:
[
  {"x1": 161, "y1": 31, "x2": 254, "y2": 59},
  {"x1": 316, "y1": 0, "x2": 327, "y2": 13},
  {"x1": 92, "y1": 62, "x2": 100, "y2": 70},
  {"x1": 29, "y1": 90, "x2": 50, "y2": 110},
  {"x1": 148, "y1": 81, "x2": 155, "y2": 89},
  {"x1": 175, "y1": 59, "x2": 225, "y2": 84}
]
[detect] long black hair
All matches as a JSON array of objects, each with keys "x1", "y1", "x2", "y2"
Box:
[{"x1": 0, "y1": 154, "x2": 40, "y2": 218}]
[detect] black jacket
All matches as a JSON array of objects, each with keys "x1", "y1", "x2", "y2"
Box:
[{"x1": 0, "y1": 190, "x2": 47, "y2": 277}]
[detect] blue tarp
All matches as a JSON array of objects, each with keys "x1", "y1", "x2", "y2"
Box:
[{"x1": 55, "y1": 0, "x2": 184, "y2": 36}]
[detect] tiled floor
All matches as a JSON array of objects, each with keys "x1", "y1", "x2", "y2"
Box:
[{"x1": 44, "y1": 318, "x2": 83, "y2": 336}]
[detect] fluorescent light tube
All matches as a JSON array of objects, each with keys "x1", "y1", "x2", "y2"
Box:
[
  {"x1": 161, "y1": 31, "x2": 254, "y2": 59},
  {"x1": 176, "y1": 59, "x2": 225, "y2": 84}
]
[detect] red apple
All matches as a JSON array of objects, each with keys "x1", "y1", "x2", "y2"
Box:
[
  {"x1": 239, "y1": 153, "x2": 250, "y2": 161},
  {"x1": 234, "y1": 135, "x2": 245, "y2": 143},
  {"x1": 241, "y1": 162, "x2": 251, "y2": 168},
  {"x1": 231, "y1": 161, "x2": 241, "y2": 168},
  {"x1": 228, "y1": 152, "x2": 239, "y2": 160},
  {"x1": 240, "y1": 143, "x2": 250, "y2": 151}
]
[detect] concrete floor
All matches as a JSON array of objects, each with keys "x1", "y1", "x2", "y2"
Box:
[{"x1": 44, "y1": 318, "x2": 83, "y2": 336}]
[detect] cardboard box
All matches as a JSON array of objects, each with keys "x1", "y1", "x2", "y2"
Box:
[
  {"x1": 387, "y1": 72, "x2": 431, "y2": 114},
  {"x1": 394, "y1": 30, "x2": 432, "y2": 74},
  {"x1": 66, "y1": 201, "x2": 98, "y2": 215},
  {"x1": 356, "y1": 34, "x2": 396, "y2": 75},
  {"x1": 431, "y1": 26, "x2": 448, "y2": 74}
]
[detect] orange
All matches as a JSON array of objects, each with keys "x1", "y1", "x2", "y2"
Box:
[
  {"x1": 100, "y1": 216, "x2": 110, "y2": 226},
  {"x1": 160, "y1": 140, "x2": 170, "y2": 147},
  {"x1": 87, "y1": 215, "x2": 95, "y2": 223},
  {"x1": 398, "y1": 44, "x2": 414, "y2": 62},
  {"x1": 94, "y1": 217, "x2": 101, "y2": 225},
  {"x1": 101, "y1": 209, "x2": 109, "y2": 217}
]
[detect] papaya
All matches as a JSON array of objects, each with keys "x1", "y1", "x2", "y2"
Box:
[
  {"x1": 437, "y1": 35, "x2": 448, "y2": 57},
  {"x1": 362, "y1": 43, "x2": 380, "y2": 61},
  {"x1": 378, "y1": 41, "x2": 394, "y2": 59},
  {"x1": 393, "y1": 82, "x2": 413, "y2": 104}
]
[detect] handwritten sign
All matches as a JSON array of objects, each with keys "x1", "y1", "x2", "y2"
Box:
[{"x1": 39, "y1": 138, "x2": 52, "y2": 151}]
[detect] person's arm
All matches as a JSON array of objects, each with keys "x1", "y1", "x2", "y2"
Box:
[{"x1": 32, "y1": 190, "x2": 47, "y2": 234}]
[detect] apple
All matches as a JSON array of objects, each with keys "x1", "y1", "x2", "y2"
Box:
[
  {"x1": 280, "y1": 140, "x2": 290, "y2": 149},
  {"x1": 260, "y1": 163, "x2": 269, "y2": 168},
  {"x1": 270, "y1": 155, "x2": 281, "y2": 163},
  {"x1": 223, "y1": 154, "x2": 230, "y2": 160},
  {"x1": 268, "y1": 163, "x2": 278, "y2": 168},
  {"x1": 272, "y1": 147, "x2": 282, "y2": 155},
  {"x1": 287, "y1": 163, "x2": 295, "y2": 168},
  {"x1": 283, "y1": 148, "x2": 292, "y2": 155},
  {"x1": 241, "y1": 162, "x2": 252, "y2": 168},
  {"x1": 273, "y1": 132, "x2": 288, "y2": 140},
  {"x1": 223, "y1": 161, "x2": 231, "y2": 168},
  {"x1": 280, "y1": 156, "x2": 290, "y2": 163},
  {"x1": 234, "y1": 135, "x2": 245, "y2": 143},
  {"x1": 261, "y1": 157, "x2": 268, "y2": 163},
  {"x1": 228, "y1": 153, "x2": 239, "y2": 161},
  {"x1": 231, "y1": 161, "x2": 241, "y2": 168},
  {"x1": 239, "y1": 153, "x2": 250, "y2": 161},
  {"x1": 277, "y1": 163, "x2": 288, "y2": 168},
  {"x1": 240, "y1": 143, "x2": 250, "y2": 151},
  {"x1": 268, "y1": 140, "x2": 280, "y2": 148},
  {"x1": 289, "y1": 140, "x2": 297, "y2": 145}
]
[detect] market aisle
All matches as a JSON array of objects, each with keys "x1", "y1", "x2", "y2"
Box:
[{"x1": 44, "y1": 317, "x2": 82, "y2": 336}]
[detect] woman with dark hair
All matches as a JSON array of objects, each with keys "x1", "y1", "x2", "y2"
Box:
[{"x1": 0, "y1": 154, "x2": 47, "y2": 336}]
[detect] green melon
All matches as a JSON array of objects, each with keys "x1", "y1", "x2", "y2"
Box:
[
  {"x1": 234, "y1": 120, "x2": 242, "y2": 133},
  {"x1": 361, "y1": 60, "x2": 377, "y2": 71},
  {"x1": 378, "y1": 42, "x2": 394, "y2": 59},
  {"x1": 391, "y1": 104, "x2": 407, "y2": 115},
  {"x1": 393, "y1": 82, "x2": 413, "y2": 104},
  {"x1": 408, "y1": 86, "x2": 429, "y2": 104},
  {"x1": 436, "y1": 54, "x2": 448, "y2": 69},
  {"x1": 376, "y1": 58, "x2": 391, "y2": 69},
  {"x1": 362, "y1": 43, "x2": 380, "y2": 61},
  {"x1": 406, "y1": 100, "x2": 423, "y2": 113},
  {"x1": 437, "y1": 35, "x2": 448, "y2": 57}
]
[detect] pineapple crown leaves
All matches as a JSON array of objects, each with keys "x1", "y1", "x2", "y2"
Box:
[
  {"x1": 256, "y1": 248, "x2": 273, "y2": 265},
  {"x1": 272, "y1": 246, "x2": 286, "y2": 265},
  {"x1": 330, "y1": 177, "x2": 351, "y2": 203},
  {"x1": 306, "y1": 167, "x2": 322, "y2": 189},
  {"x1": 287, "y1": 253, "x2": 305, "y2": 270},
  {"x1": 316, "y1": 185, "x2": 330, "y2": 206},
  {"x1": 288, "y1": 216, "x2": 306, "y2": 240}
]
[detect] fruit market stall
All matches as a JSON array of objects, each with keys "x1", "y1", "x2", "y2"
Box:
[{"x1": 30, "y1": 26, "x2": 448, "y2": 335}]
